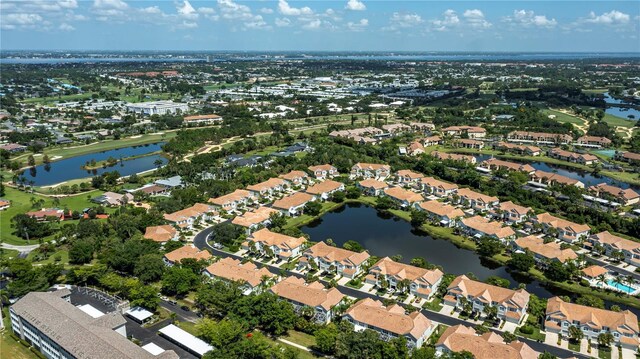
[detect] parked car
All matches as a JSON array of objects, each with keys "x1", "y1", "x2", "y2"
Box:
[{"x1": 180, "y1": 305, "x2": 191, "y2": 312}]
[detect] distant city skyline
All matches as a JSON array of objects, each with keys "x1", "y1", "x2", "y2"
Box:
[{"x1": 1, "y1": 0, "x2": 639, "y2": 52}]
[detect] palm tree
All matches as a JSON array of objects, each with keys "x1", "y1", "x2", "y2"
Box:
[
  {"x1": 596, "y1": 274, "x2": 607, "y2": 290},
  {"x1": 597, "y1": 332, "x2": 614, "y2": 349},
  {"x1": 568, "y1": 325, "x2": 584, "y2": 344}
]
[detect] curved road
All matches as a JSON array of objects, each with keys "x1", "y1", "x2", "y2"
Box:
[{"x1": 193, "y1": 227, "x2": 589, "y2": 359}]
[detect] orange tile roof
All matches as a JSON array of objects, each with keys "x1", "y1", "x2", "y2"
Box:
[
  {"x1": 416, "y1": 200, "x2": 465, "y2": 218},
  {"x1": 369, "y1": 257, "x2": 443, "y2": 286},
  {"x1": 437, "y1": 325, "x2": 538, "y2": 359},
  {"x1": 420, "y1": 177, "x2": 458, "y2": 191},
  {"x1": 208, "y1": 189, "x2": 253, "y2": 206},
  {"x1": 358, "y1": 179, "x2": 389, "y2": 190},
  {"x1": 163, "y1": 203, "x2": 214, "y2": 223},
  {"x1": 164, "y1": 245, "x2": 211, "y2": 264},
  {"x1": 396, "y1": 170, "x2": 424, "y2": 179},
  {"x1": 514, "y1": 236, "x2": 578, "y2": 263},
  {"x1": 232, "y1": 207, "x2": 279, "y2": 228},
  {"x1": 305, "y1": 180, "x2": 343, "y2": 195},
  {"x1": 460, "y1": 216, "x2": 515, "y2": 239},
  {"x1": 498, "y1": 201, "x2": 532, "y2": 216},
  {"x1": 270, "y1": 276, "x2": 345, "y2": 310},
  {"x1": 534, "y1": 212, "x2": 590, "y2": 234},
  {"x1": 204, "y1": 257, "x2": 273, "y2": 287},
  {"x1": 249, "y1": 228, "x2": 306, "y2": 251},
  {"x1": 457, "y1": 188, "x2": 499, "y2": 204},
  {"x1": 143, "y1": 225, "x2": 177, "y2": 243},
  {"x1": 581, "y1": 265, "x2": 608, "y2": 278},
  {"x1": 447, "y1": 275, "x2": 530, "y2": 309},
  {"x1": 247, "y1": 178, "x2": 286, "y2": 192},
  {"x1": 345, "y1": 298, "x2": 433, "y2": 340},
  {"x1": 279, "y1": 170, "x2": 309, "y2": 181},
  {"x1": 590, "y1": 231, "x2": 640, "y2": 252},
  {"x1": 546, "y1": 297, "x2": 639, "y2": 337},
  {"x1": 272, "y1": 192, "x2": 314, "y2": 210},
  {"x1": 308, "y1": 164, "x2": 337, "y2": 172},
  {"x1": 383, "y1": 187, "x2": 424, "y2": 203},
  {"x1": 305, "y1": 242, "x2": 370, "y2": 267}
]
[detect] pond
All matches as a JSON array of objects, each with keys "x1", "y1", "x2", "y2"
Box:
[
  {"x1": 474, "y1": 154, "x2": 637, "y2": 190},
  {"x1": 19, "y1": 143, "x2": 167, "y2": 186},
  {"x1": 301, "y1": 203, "x2": 640, "y2": 315},
  {"x1": 603, "y1": 93, "x2": 640, "y2": 120}
]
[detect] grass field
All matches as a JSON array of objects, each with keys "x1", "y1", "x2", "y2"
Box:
[
  {"x1": 602, "y1": 113, "x2": 637, "y2": 128},
  {"x1": 542, "y1": 109, "x2": 587, "y2": 126},
  {"x1": 1, "y1": 308, "x2": 39, "y2": 359}
]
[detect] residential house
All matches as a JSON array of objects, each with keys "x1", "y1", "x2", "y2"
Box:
[
  {"x1": 396, "y1": 170, "x2": 425, "y2": 185},
  {"x1": 410, "y1": 122, "x2": 435, "y2": 133},
  {"x1": 203, "y1": 257, "x2": 274, "y2": 295},
  {"x1": 545, "y1": 297, "x2": 639, "y2": 349},
  {"x1": 143, "y1": 225, "x2": 178, "y2": 243},
  {"x1": 0, "y1": 199, "x2": 9, "y2": 210},
  {"x1": 232, "y1": 207, "x2": 280, "y2": 234},
  {"x1": 26, "y1": 208, "x2": 65, "y2": 221},
  {"x1": 589, "y1": 231, "x2": 640, "y2": 267},
  {"x1": 548, "y1": 148, "x2": 598, "y2": 165},
  {"x1": 163, "y1": 245, "x2": 212, "y2": 266},
  {"x1": 308, "y1": 164, "x2": 339, "y2": 179},
  {"x1": 589, "y1": 183, "x2": 640, "y2": 206},
  {"x1": 298, "y1": 241, "x2": 370, "y2": 279},
  {"x1": 493, "y1": 142, "x2": 541, "y2": 156},
  {"x1": 163, "y1": 203, "x2": 215, "y2": 229},
  {"x1": 382, "y1": 123, "x2": 412, "y2": 135},
  {"x1": 279, "y1": 170, "x2": 310, "y2": 188},
  {"x1": 208, "y1": 189, "x2": 255, "y2": 212},
  {"x1": 365, "y1": 257, "x2": 444, "y2": 299},
  {"x1": 343, "y1": 298, "x2": 436, "y2": 349},
  {"x1": 436, "y1": 325, "x2": 538, "y2": 359},
  {"x1": 183, "y1": 114, "x2": 223, "y2": 125},
  {"x1": 576, "y1": 136, "x2": 612, "y2": 148},
  {"x1": 458, "y1": 216, "x2": 516, "y2": 243},
  {"x1": 92, "y1": 192, "x2": 134, "y2": 207},
  {"x1": 270, "y1": 277, "x2": 346, "y2": 324},
  {"x1": 530, "y1": 170, "x2": 585, "y2": 188},
  {"x1": 384, "y1": 187, "x2": 424, "y2": 207},
  {"x1": 495, "y1": 201, "x2": 533, "y2": 225},
  {"x1": 422, "y1": 136, "x2": 442, "y2": 147},
  {"x1": 455, "y1": 188, "x2": 500, "y2": 212},
  {"x1": 512, "y1": 236, "x2": 578, "y2": 267},
  {"x1": 444, "y1": 275, "x2": 530, "y2": 323},
  {"x1": 420, "y1": 177, "x2": 458, "y2": 198},
  {"x1": 272, "y1": 192, "x2": 315, "y2": 216},
  {"x1": 246, "y1": 178, "x2": 287, "y2": 198},
  {"x1": 532, "y1": 213, "x2": 591, "y2": 243},
  {"x1": 414, "y1": 200, "x2": 465, "y2": 227},
  {"x1": 357, "y1": 179, "x2": 389, "y2": 196},
  {"x1": 454, "y1": 139, "x2": 484, "y2": 150},
  {"x1": 615, "y1": 151, "x2": 640, "y2": 165},
  {"x1": 580, "y1": 265, "x2": 609, "y2": 282},
  {"x1": 305, "y1": 180, "x2": 345, "y2": 200},
  {"x1": 242, "y1": 228, "x2": 307, "y2": 260},
  {"x1": 442, "y1": 126, "x2": 486, "y2": 139},
  {"x1": 507, "y1": 131, "x2": 572, "y2": 145},
  {"x1": 0, "y1": 143, "x2": 27, "y2": 153},
  {"x1": 480, "y1": 158, "x2": 535, "y2": 174},
  {"x1": 430, "y1": 151, "x2": 476, "y2": 164},
  {"x1": 350, "y1": 163, "x2": 391, "y2": 180},
  {"x1": 154, "y1": 176, "x2": 183, "y2": 189},
  {"x1": 406, "y1": 141, "x2": 425, "y2": 156}
]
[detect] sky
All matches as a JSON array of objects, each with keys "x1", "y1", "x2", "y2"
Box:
[{"x1": 1, "y1": 0, "x2": 639, "y2": 52}]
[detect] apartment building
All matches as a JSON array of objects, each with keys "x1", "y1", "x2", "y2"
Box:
[
  {"x1": 270, "y1": 277, "x2": 346, "y2": 324},
  {"x1": 589, "y1": 231, "x2": 640, "y2": 267},
  {"x1": 298, "y1": 241, "x2": 370, "y2": 279},
  {"x1": 512, "y1": 236, "x2": 578, "y2": 267},
  {"x1": 414, "y1": 200, "x2": 465, "y2": 227},
  {"x1": 436, "y1": 325, "x2": 538, "y2": 359},
  {"x1": 203, "y1": 257, "x2": 275, "y2": 294},
  {"x1": 208, "y1": 189, "x2": 256, "y2": 211},
  {"x1": 242, "y1": 228, "x2": 307, "y2": 260},
  {"x1": 308, "y1": 164, "x2": 339, "y2": 179},
  {"x1": 365, "y1": 257, "x2": 444, "y2": 299},
  {"x1": 532, "y1": 212, "x2": 591, "y2": 243},
  {"x1": 350, "y1": 163, "x2": 391, "y2": 179}
]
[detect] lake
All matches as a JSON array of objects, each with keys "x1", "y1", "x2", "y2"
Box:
[
  {"x1": 20, "y1": 143, "x2": 167, "y2": 186},
  {"x1": 301, "y1": 203, "x2": 640, "y2": 315},
  {"x1": 603, "y1": 93, "x2": 640, "y2": 120}
]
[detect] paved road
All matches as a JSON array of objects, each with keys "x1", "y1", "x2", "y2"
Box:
[
  {"x1": 586, "y1": 256, "x2": 640, "y2": 282},
  {"x1": 193, "y1": 228, "x2": 589, "y2": 359},
  {"x1": 1, "y1": 242, "x2": 40, "y2": 257},
  {"x1": 159, "y1": 299, "x2": 200, "y2": 323}
]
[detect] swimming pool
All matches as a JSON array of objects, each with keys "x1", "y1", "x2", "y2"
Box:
[{"x1": 606, "y1": 279, "x2": 637, "y2": 294}]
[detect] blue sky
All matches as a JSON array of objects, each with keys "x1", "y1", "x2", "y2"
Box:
[{"x1": 1, "y1": 1, "x2": 639, "y2": 52}]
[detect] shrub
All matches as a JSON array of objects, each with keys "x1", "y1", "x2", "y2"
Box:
[{"x1": 519, "y1": 325, "x2": 534, "y2": 335}]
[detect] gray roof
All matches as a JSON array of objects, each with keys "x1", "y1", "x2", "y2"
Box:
[
  {"x1": 155, "y1": 176, "x2": 183, "y2": 188},
  {"x1": 11, "y1": 291, "x2": 178, "y2": 359}
]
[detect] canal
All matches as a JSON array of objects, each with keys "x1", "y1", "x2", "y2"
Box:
[
  {"x1": 301, "y1": 203, "x2": 640, "y2": 315},
  {"x1": 19, "y1": 143, "x2": 168, "y2": 186}
]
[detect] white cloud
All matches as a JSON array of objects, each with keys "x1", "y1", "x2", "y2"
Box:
[
  {"x1": 347, "y1": 18, "x2": 368, "y2": 31},
  {"x1": 383, "y1": 12, "x2": 423, "y2": 31},
  {"x1": 463, "y1": 9, "x2": 491, "y2": 29},
  {"x1": 1, "y1": 13, "x2": 43, "y2": 30},
  {"x1": 59, "y1": 22, "x2": 75, "y2": 31},
  {"x1": 140, "y1": 6, "x2": 162, "y2": 14},
  {"x1": 93, "y1": 0, "x2": 128, "y2": 11},
  {"x1": 217, "y1": 0, "x2": 270, "y2": 30},
  {"x1": 275, "y1": 17, "x2": 291, "y2": 27},
  {"x1": 260, "y1": 8, "x2": 274, "y2": 14},
  {"x1": 345, "y1": 0, "x2": 366, "y2": 11},
  {"x1": 177, "y1": 0, "x2": 198, "y2": 20},
  {"x1": 278, "y1": 0, "x2": 313, "y2": 16},
  {"x1": 302, "y1": 18, "x2": 322, "y2": 29},
  {"x1": 585, "y1": 10, "x2": 630, "y2": 25},
  {"x1": 245, "y1": 15, "x2": 269, "y2": 29},
  {"x1": 503, "y1": 10, "x2": 557, "y2": 28},
  {"x1": 431, "y1": 9, "x2": 459, "y2": 31}
]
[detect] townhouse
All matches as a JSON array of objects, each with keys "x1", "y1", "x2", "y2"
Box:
[
  {"x1": 442, "y1": 126, "x2": 486, "y2": 139},
  {"x1": 305, "y1": 180, "x2": 345, "y2": 200},
  {"x1": 272, "y1": 192, "x2": 315, "y2": 216},
  {"x1": 350, "y1": 163, "x2": 391, "y2": 180},
  {"x1": 495, "y1": 201, "x2": 533, "y2": 225},
  {"x1": 493, "y1": 141, "x2": 541, "y2": 156},
  {"x1": 279, "y1": 170, "x2": 310, "y2": 188},
  {"x1": 458, "y1": 216, "x2": 516, "y2": 243},
  {"x1": 410, "y1": 122, "x2": 435, "y2": 133},
  {"x1": 431, "y1": 151, "x2": 477, "y2": 164},
  {"x1": 422, "y1": 135, "x2": 442, "y2": 147},
  {"x1": 615, "y1": 151, "x2": 640, "y2": 165},
  {"x1": 308, "y1": 164, "x2": 339, "y2": 179},
  {"x1": 298, "y1": 241, "x2": 370, "y2": 279},
  {"x1": 532, "y1": 212, "x2": 590, "y2": 243},
  {"x1": 232, "y1": 206, "x2": 280, "y2": 234},
  {"x1": 454, "y1": 139, "x2": 485, "y2": 150},
  {"x1": 357, "y1": 179, "x2": 389, "y2": 196},
  {"x1": 163, "y1": 203, "x2": 216, "y2": 229},
  {"x1": 343, "y1": 298, "x2": 436, "y2": 349},
  {"x1": 208, "y1": 189, "x2": 255, "y2": 212},
  {"x1": 242, "y1": 228, "x2": 307, "y2": 260},
  {"x1": 512, "y1": 236, "x2": 578, "y2": 267},
  {"x1": 436, "y1": 325, "x2": 539, "y2": 359},
  {"x1": 143, "y1": 225, "x2": 178, "y2": 244},
  {"x1": 589, "y1": 183, "x2": 640, "y2": 206},
  {"x1": 444, "y1": 275, "x2": 530, "y2": 324},
  {"x1": 365, "y1": 257, "x2": 444, "y2": 299},
  {"x1": 545, "y1": 296, "x2": 639, "y2": 349},
  {"x1": 480, "y1": 158, "x2": 535, "y2": 174},
  {"x1": 383, "y1": 187, "x2": 425, "y2": 208},
  {"x1": 246, "y1": 178, "x2": 287, "y2": 198},
  {"x1": 420, "y1": 177, "x2": 458, "y2": 198},
  {"x1": 382, "y1": 123, "x2": 412, "y2": 135},
  {"x1": 163, "y1": 245, "x2": 212, "y2": 266},
  {"x1": 414, "y1": 200, "x2": 465, "y2": 227},
  {"x1": 406, "y1": 141, "x2": 425, "y2": 156},
  {"x1": 547, "y1": 148, "x2": 598, "y2": 165},
  {"x1": 589, "y1": 231, "x2": 640, "y2": 267},
  {"x1": 507, "y1": 131, "x2": 572, "y2": 145},
  {"x1": 530, "y1": 170, "x2": 585, "y2": 188},
  {"x1": 576, "y1": 135, "x2": 612, "y2": 148},
  {"x1": 396, "y1": 170, "x2": 425, "y2": 185},
  {"x1": 270, "y1": 276, "x2": 346, "y2": 324},
  {"x1": 203, "y1": 257, "x2": 275, "y2": 295},
  {"x1": 455, "y1": 188, "x2": 499, "y2": 212}
]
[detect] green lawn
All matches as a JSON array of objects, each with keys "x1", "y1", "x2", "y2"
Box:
[
  {"x1": 283, "y1": 330, "x2": 316, "y2": 348},
  {"x1": 542, "y1": 109, "x2": 587, "y2": 126},
  {"x1": 568, "y1": 340, "x2": 581, "y2": 352},
  {"x1": 423, "y1": 297, "x2": 443, "y2": 312},
  {"x1": 175, "y1": 321, "x2": 199, "y2": 335},
  {"x1": 1, "y1": 308, "x2": 40, "y2": 359},
  {"x1": 598, "y1": 346, "x2": 612, "y2": 359},
  {"x1": 602, "y1": 113, "x2": 637, "y2": 128}
]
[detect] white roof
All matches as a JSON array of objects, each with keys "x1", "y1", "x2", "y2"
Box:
[
  {"x1": 76, "y1": 304, "x2": 104, "y2": 318},
  {"x1": 125, "y1": 306, "x2": 154, "y2": 322},
  {"x1": 158, "y1": 324, "x2": 213, "y2": 356},
  {"x1": 141, "y1": 343, "x2": 165, "y2": 355}
]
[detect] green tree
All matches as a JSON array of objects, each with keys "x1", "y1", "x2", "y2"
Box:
[
  {"x1": 129, "y1": 283, "x2": 160, "y2": 311},
  {"x1": 597, "y1": 332, "x2": 614, "y2": 348},
  {"x1": 508, "y1": 253, "x2": 535, "y2": 272},
  {"x1": 162, "y1": 266, "x2": 200, "y2": 297},
  {"x1": 568, "y1": 325, "x2": 584, "y2": 343},
  {"x1": 134, "y1": 254, "x2": 165, "y2": 283},
  {"x1": 69, "y1": 239, "x2": 94, "y2": 264},
  {"x1": 314, "y1": 323, "x2": 339, "y2": 354},
  {"x1": 304, "y1": 201, "x2": 322, "y2": 216},
  {"x1": 477, "y1": 237, "x2": 504, "y2": 257}
]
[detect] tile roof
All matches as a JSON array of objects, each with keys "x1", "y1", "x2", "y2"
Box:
[
  {"x1": 208, "y1": 189, "x2": 253, "y2": 206},
  {"x1": 396, "y1": 170, "x2": 424, "y2": 179},
  {"x1": 589, "y1": 183, "x2": 639, "y2": 201},
  {"x1": 305, "y1": 180, "x2": 343, "y2": 195},
  {"x1": 143, "y1": 225, "x2": 177, "y2": 243},
  {"x1": 498, "y1": 201, "x2": 532, "y2": 216},
  {"x1": 514, "y1": 235, "x2": 578, "y2": 263},
  {"x1": 305, "y1": 242, "x2": 370, "y2": 267},
  {"x1": 204, "y1": 257, "x2": 273, "y2": 287},
  {"x1": 416, "y1": 200, "x2": 465, "y2": 219},
  {"x1": 546, "y1": 297, "x2": 639, "y2": 336},
  {"x1": 532, "y1": 170, "x2": 582, "y2": 186},
  {"x1": 384, "y1": 187, "x2": 425, "y2": 203},
  {"x1": 460, "y1": 216, "x2": 515, "y2": 239},
  {"x1": 345, "y1": 298, "x2": 433, "y2": 340},
  {"x1": 272, "y1": 192, "x2": 314, "y2": 210},
  {"x1": 437, "y1": 325, "x2": 538, "y2": 359},
  {"x1": 163, "y1": 203, "x2": 214, "y2": 223},
  {"x1": 270, "y1": 276, "x2": 345, "y2": 310},
  {"x1": 352, "y1": 163, "x2": 391, "y2": 171},
  {"x1": 358, "y1": 179, "x2": 389, "y2": 190},
  {"x1": 369, "y1": 257, "x2": 443, "y2": 286},
  {"x1": 457, "y1": 188, "x2": 499, "y2": 204},
  {"x1": 249, "y1": 228, "x2": 306, "y2": 251},
  {"x1": 232, "y1": 207, "x2": 279, "y2": 228},
  {"x1": 431, "y1": 151, "x2": 475, "y2": 162},
  {"x1": 420, "y1": 177, "x2": 458, "y2": 191},
  {"x1": 447, "y1": 275, "x2": 530, "y2": 309},
  {"x1": 279, "y1": 170, "x2": 309, "y2": 181},
  {"x1": 247, "y1": 178, "x2": 287, "y2": 192},
  {"x1": 534, "y1": 212, "x2": 590, "y2": 234},
  {"x1": 590, "y1": 231, "x2": 640, "y2": 252},
  {"x1": 164, "y1": 245, "x2": 212, "y2": 264},
  {"x1": 581, "y1": 265, "x2": 608, "y2": 278},
  {"x1": 308, "y1": 164, "x2": 337, "y2": 172}
]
